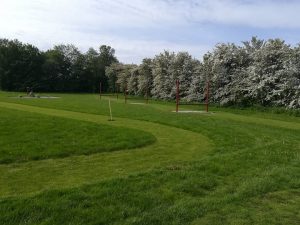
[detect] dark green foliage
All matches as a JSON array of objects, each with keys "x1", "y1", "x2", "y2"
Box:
[
  {"x1": 0, "y1": 39, "x2": 44, "y2": 91},
  {"x1": 0, "y1": 39, "x2": 118, "y2": 93}
]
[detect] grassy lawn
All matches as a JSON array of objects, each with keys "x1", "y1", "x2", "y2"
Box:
[
  {"x1": 0, "y1": 107, "x2": 156, "y2": 164},
  {"x1": 0, "y1": 92, "x2": 299, "y2": 225}
]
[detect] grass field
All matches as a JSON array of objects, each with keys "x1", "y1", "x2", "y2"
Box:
[
  {"x1": 0, "y1": 108, "x2": 156, "y2": 164},
  {"x1": 0, "y1": 91, "x2": 299, "y2": 225}
]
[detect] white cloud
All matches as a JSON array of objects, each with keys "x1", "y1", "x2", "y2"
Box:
[
  {"x1": 2, "y1": 0, "x2": 300, "y2": 30},
  {"x1": 0, "y1": 0, "x2": 300, "y2": 63},
  {"x1": 186, "y1": 0, "x2": 300, "y2": 29}
]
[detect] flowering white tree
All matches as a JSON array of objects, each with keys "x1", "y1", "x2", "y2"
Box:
[
  {"x1": 115, "y1": 64, "x2": 135, "y2": 92},
  {"x1": 107, "y1": 37, "x2": 299, "y2": 109},
  {"x1": 285, "y1": 45, "x2": 300, "y2": 108},
  {"x1": 186, "y1": 62, "x2": 205, "y2": 102},
  {"x1": 151, "y1": 51, "x2": 175, "y2": 99},
  {"x1": 246, "y1": 39, "x2": 291, "y2": 106},
  {"x1": 169, "y1": 52, "x2": 197, "y2": 100},
  {"x1": 127, "y1": 66, "x2": 139, "y2": 95},
  {"x1": 208, "y1": 43, "x2": 250, "y2": 105},
  {"x1": 138, "y1": 58, "x2": 153, "y2": 97}
]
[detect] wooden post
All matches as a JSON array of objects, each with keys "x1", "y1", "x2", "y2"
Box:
[{"x1": 176, "y1": 80, "x2": 179, "y2": 113}]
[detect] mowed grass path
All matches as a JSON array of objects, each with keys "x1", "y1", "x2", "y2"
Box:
[
  {"x1": 0, "y1": 93, "x2": 299, "y2": 225},
  {"x1": 0, "y1": 102, "x2": 212, "y2": 198}
]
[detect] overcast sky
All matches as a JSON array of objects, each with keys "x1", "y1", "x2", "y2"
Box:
[{"x1": 0, "y1": 0, "x2": 299, "y2": 63}]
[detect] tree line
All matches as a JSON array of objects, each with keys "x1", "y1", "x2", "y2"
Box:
[
  {"x1": 0, "y1": 37, "x2": 299, "y2": 108},
  {"x1": 0, "y1": 39, "x2": 117, "y2": 92},
  {"x1": 106, "y1": 37, "x2": 300, "y2": 109}
]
